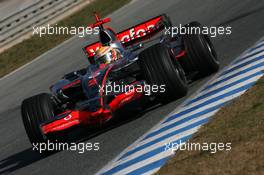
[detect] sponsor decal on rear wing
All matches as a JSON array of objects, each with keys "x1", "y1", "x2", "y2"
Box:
[
  {"x1": 83, "y1": 15, "x2": 166, "y2": 60},
  {"x1": 116, "y1": 15, "x2": 163, "y2": 45}
]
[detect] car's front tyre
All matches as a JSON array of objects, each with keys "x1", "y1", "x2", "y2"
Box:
[
  {"x1": 138, "y1": 43, "x2": 188, "y2": 103},
  {"x1": 21, "y1": 93, "x2": 54, "y2": 146}
]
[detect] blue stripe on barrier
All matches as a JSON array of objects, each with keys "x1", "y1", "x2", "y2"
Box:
[
  {"x1": 125, "y1": 157, "x2": 170, "y2": 175},
  {"x1": 187, "y1": 71, "x2": 263, "y2": 105},
  {"x1": 250, "y1": 41, "x2": 264, "y2": 50},
  {"x1": 119, "y1": 80, "x2": 257, "y2": 160},
  {"x1": 220, "y1": 55, "x2": 264, "y2": 75},
  {"x1": 202, "y1": 62, "x2": 264, "y2": 92},
  {"x1": 102, "y1": 135, "x2": 192, "y2": 175},
  {"x1": 163, "y1": 82, "x2": 254, "y2": 124},
  {"x1": 234, "y1": 43, "x2": 264, "y2": 64},
  {"x1": 143, "y1": 103, "x2": 223, "y2": 140},
  {"x1": 119, "y1": 117, "x2": 210, "y2": 160}
]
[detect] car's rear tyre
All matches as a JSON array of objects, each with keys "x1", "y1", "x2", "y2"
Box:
[
  {"x1": 183, "y1": 21, "x2": 219, "y2": 76},
  {"x1": 138, "y1": 43, "x2": 188, "y2": 103},
  {"x1": 21, "y1": 93, "x2": 54, "y2": 145}
]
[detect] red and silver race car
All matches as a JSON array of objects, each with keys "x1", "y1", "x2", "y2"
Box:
[{"x1": 21, "y1": 13, "x2": 219, "y2": 147}]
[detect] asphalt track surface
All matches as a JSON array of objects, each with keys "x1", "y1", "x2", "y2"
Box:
[{"x1": 1, "y1": 0, "x2": 264, "y2": 174}]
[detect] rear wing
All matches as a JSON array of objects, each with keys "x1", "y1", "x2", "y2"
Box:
[
  {"x1": 83, "y1": 14, "x2": 169, "y2": 62},
  {"x1": 116, "y1": 15, "x2": 164, "y2": 45}
]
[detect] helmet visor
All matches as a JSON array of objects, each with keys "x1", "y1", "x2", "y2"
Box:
[{"x1": 96, "y1": 51, "x2": 113, "y2": 64}]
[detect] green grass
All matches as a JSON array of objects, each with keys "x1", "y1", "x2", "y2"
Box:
[
  {"x1": 156, "y1": 76, "x2": 264, "y2": 175},
  {"x1": 0, "y1": 0, "x2": 131, "y2": 78}
]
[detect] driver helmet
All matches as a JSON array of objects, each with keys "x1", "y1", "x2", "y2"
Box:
[{"x1": 94, "y1": 46, "x2": 122, "y2": 65}]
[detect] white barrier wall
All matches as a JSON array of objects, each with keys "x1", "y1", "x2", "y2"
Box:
[{"x1": 0, "y1": 0, "x2": 90, "y2": 50}]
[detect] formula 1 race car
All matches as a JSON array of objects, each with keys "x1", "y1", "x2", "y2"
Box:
[{"x1": 21, "y1": 13, "x2": 219, "y2": 146}]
